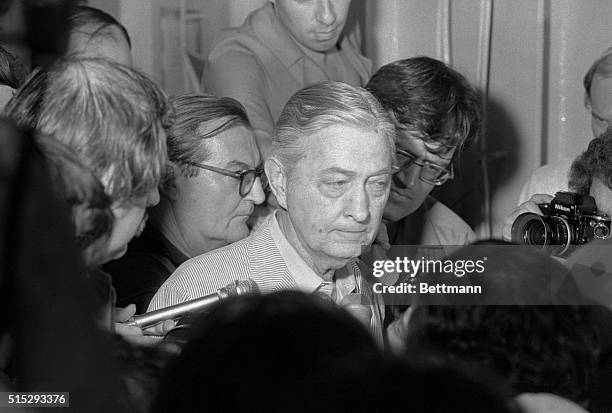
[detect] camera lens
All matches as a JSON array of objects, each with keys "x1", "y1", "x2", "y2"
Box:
[
  {"x1": 521, "y1": 219, "x2": 547, "y2": 245},
  {"x1": 511, "y1": 213, "x2": 571, "y2": 257}
]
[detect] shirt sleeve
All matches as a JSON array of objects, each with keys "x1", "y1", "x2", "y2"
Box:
[{"x1": 204, "y1": 43, "x2": 275, "y2": 147}]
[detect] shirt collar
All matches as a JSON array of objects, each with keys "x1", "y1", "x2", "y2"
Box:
[
  {"x1": 250, "y1": 2, "x2": 326, "y2": 69},
  {"x1": 269, "y1": 210, "x2": 322, "y2": 292},
  {"x1": 269, "y1": 210, "x2": 357, "y2": 298}
]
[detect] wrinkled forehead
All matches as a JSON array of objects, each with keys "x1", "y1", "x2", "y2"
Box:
[{"x1": 298, "y1": 124, "x2": 393, "y2": 171}]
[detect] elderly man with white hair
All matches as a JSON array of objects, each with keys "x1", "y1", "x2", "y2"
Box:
[{"x1": 149, "y1": 81, "x2": 396, "y2": 342}]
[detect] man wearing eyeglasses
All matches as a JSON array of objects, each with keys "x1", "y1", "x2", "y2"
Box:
[
  {"x1": 149, "y1": 82, "x2": 395, "y2": 344},
  {"x1": 105, "y1": 94, "x2": 266, "y2": 313},
  {"x1": 366, "y1": 57, "x2": 481, "y2": 248}
]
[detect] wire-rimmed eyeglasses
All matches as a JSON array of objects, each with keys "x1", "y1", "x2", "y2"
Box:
[{"x1": 393, "y1": 148, "x2": 454, "y2": 186}]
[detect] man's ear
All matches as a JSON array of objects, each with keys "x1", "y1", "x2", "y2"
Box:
[
  {"x1": 160, "y1": 162, "x2": 181, "y2": 201},
  {"x1": 265, "y1": 157, "x2": 288, "y2": 209}
]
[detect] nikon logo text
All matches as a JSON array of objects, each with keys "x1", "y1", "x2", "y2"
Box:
[{"x1": 554, "y1": 204, "x2": 571, "y2": 212}]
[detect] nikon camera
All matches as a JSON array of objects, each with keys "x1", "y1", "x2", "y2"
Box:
[{"x1": 511, "y1": 191, "x2": 611, "y2": 257}]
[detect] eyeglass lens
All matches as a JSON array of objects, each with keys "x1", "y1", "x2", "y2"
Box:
[
  {"x1": 396, "y1": 151, "x2": 450, "y2": 184},
  {"x1": 239, "y1": 168, "x2": 268, "y2": 197}
]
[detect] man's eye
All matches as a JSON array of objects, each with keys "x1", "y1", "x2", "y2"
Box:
[
  {"x1": 326, "y1": 180, "x2": 347, "y2": 188},
  {"x1": 368, "y1": 178, "x2": 390, "y2": 194}
]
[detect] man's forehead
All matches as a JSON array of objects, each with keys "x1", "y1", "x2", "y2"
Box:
[
  {"x1": 204, "y1": 125, "x2": 260, "y2": 164},
  {"x1": 298, "y1": 124, "x2": 392, "y2": 171},
  {"x1": 397, "y1": 132, "x2": 455, "y2": 161}
]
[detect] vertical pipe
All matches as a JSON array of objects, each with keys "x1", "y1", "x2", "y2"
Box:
[
  {"x1": 437, "y1": 0, "x2": 452, "y2": 66},
  {"x1": 476, "y1": 0, "x2": 493, "y2": 239},
  {"x1": 179, "y1": 0, "x2": 188, "y2": 92},
  {"x1": 535, "y1": 0, "x2": 550, "y2": 167}
]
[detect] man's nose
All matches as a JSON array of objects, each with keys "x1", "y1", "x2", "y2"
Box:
[
  {"x1": 244, "y1": 177, "x2": 266, "y2": 205},
  {"x1": 344, "y1": 186, "x2": 370, "y2": 223},
  {"x1": 316, "y1": 0, "x2": 337, "y2": 26}
]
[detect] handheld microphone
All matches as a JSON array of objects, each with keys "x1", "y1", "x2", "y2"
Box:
[{"x1": 126, "y1": 279, "x2": 259, "y2": 329}]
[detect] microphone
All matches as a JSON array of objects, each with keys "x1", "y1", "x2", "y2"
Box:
[{"x1": 126, "y1": 279, "x2": 259, "y2": 329}]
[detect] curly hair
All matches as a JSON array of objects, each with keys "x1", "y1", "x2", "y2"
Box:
[{"x1": 569, "y1": 130, "x2": 612, "y2": 195}]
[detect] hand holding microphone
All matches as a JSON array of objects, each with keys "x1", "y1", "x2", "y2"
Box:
[{"x1": 115, "y1": 304, "x2": 176, "y2": 346}]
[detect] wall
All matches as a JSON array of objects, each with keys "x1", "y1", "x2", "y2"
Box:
[{"x1": 366, "y1": 0, "x2": 612, "y2": 238}]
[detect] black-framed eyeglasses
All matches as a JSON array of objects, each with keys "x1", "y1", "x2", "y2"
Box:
[
  {"x1": 393, "y1": 148, "x2": 454, "y2": 186},
  {"x1": 188, "y1": 162, "x2": 268, "y2": 197}
]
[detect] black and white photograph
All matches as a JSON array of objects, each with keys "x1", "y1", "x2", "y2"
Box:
[{"x1": 0, "y1": 0, "x2": 611, "y2": 411}]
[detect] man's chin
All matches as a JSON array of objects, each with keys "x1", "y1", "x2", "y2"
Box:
[
  {"x1": 327, "y1": 243, "x2": 369, "y2": 263},
  {"x1": 105, "y1": 245, "x2": 128, "y2": 263}
]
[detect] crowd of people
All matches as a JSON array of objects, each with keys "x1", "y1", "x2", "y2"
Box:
[{"x1": 1, "y1": 1, "x2": 612, "y2": 412}]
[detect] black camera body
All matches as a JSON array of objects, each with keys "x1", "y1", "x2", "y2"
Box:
[{"x1": 511, "y1": 191, "x2": 611, "y2": 257}]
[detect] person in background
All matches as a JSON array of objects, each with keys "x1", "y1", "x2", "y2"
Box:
[
  {"x1": 518, "y1": 47, "x2": 612, "y2": 205},
  {"x1": 366, "y1": 56, "x2": 481, "y2": 249},
  {"x1": 5, "y1": 57, "x2": 174, "y2": 344},
  {"x1": 150, "y1": 81, "x2": 395, "y2": 345},
  {"x1": 104, "y1": 94, "x2": 266, "y2": 313},
  {"x1": 567, "y1": 132, "x2": 612, "y2": 218},
  {"x1": 204, "y1": 0, "x2": 371, "y2": 157},
  {"x1": 502, "y1": 128, "x2": 612, "y2": 241}
]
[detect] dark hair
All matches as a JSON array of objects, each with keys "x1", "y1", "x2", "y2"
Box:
[
  {"x1": 0, "y1": 45, "x2": 28, "y2": 89},
  {"x1": 367, "y1": 56, "x2": 481, "y2": 155},
  {"x1": 5, "y1": 57, "x2": 172, "y2": 206},
  {"x1": 406, "y1": 305, "x2": 599, "y2": 404},
  {"x1": 35, "y1": 134, "x2": 113, "y2": 268},
  {"x1": 378, "y1": 357, "x2": 518, "y2": 413},
  {"x1": 67, "y1": 5, "x2": 131, "y2": 48},
  {"x1": 402, "y1": 244, "x2": 600, "y2": 404},
  {"x1": 154, "y1": 291, "x2": 382, "y2": 413},
  {"x1": 569, "y1": 129, "x2": 612, "y2": 195},
  {"x1": 167, "y1": 93, "x2": 250, "y2": 177}
]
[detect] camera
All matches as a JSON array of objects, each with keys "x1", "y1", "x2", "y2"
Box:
[{"x1": 511, "y1": 191, "x2": 611, "y2": 257}]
